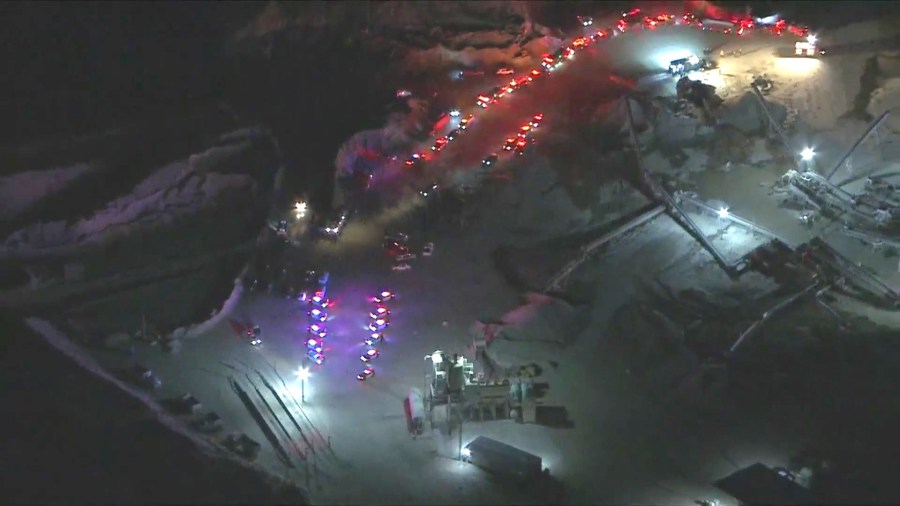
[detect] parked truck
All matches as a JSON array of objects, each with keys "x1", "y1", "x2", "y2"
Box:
[{"x1": 461, "y1": 436, "x2": 543, "y2": 482}]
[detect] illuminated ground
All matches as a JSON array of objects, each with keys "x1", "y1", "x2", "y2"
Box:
[{"x1": 79, "y1": 11, "x2": 900, "y2": 506}]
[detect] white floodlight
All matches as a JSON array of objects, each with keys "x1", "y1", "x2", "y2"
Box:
[
  {"x1": 430, "y1": 351, "x2": 443, "y2": 364},
  {"x1": 807, "y1": 34, "x2": 817, "y2": 45},
  {"x1": 461, "y1": 447, "x2": 472, "y2": 457},
  {"x1": 717, "y1": 207, "x2": 730, "y2": 219},
  {"x1": 800, "y1": 147, "x2": 815, "y2": 161},
  {"x1": 295, "y1": 366, "x2": 310, "y2": 381},
  {"x1": 688, "y1": 54, "x2": 700, "y2": 65},
  {"x1": 294, "y1": 200, "x2": 308, "y2": 219}
]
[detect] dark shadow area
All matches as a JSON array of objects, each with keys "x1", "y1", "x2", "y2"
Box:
[
  {"x1": 0, "y1": 314, "x2": 307, "y2": 505},
  {"x1": 535, "y1": 405, "x2": 575, "y2": 429},
  {"x1": 847, "y1": 56, "x2": 881, "y2": 121},
  {"x1": 223, "y1": 26, "x2": 395, "y2": 213}
]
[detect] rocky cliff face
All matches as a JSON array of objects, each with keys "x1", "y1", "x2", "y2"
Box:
[{"x1": 0, "y1": 108, "x2": 282, "y2": 336}]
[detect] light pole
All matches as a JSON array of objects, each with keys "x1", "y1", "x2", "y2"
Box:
[
  {"x1": 295, "y1": 366, "x2": 310, "y2": 403},
  {"x1": 423, "y1": 355, "x2": 430, "y2": 405},
  {"x1": 456, "y1": 401, "x2": 463, "y2": 461}
]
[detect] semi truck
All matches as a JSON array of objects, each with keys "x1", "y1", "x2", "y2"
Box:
[{"x1": 461, "y1": 436, "x2": 543, "y2": 482}]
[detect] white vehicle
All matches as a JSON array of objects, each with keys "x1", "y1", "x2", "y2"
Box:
[
  {"x1": 578, "y1": 16, "x2": 593, "y2": 26},
  {"x1": 449, "y1": 108, "x2": 461, "y2": 117},
  {"x1": 392, "y1": 263, "x2": 412, "y2": 272},
  {"x1": 668, "y1": 55, "x2": 703, "y2": 76},
  {"x1": 794, "y1": 40, "x2": 822, "y2": 57},
  {"x1": 699, "y1": 19, "x2": 735, "y2": 33},
  {"x1": 396, "y1": 89, "x2": 412, "y2": 98},
  {"x1": 754, "y1": 14, "x2": 780, "y2": 26},
  {"x1": 396, "y1": 253, "x2": 416, "y2": 262},
  {"x1": 422, "y1": 242, "x2": 434, "y2": 256},
  {"x1": 420, "y1": 183, "x2": 439, "y2": 198}
]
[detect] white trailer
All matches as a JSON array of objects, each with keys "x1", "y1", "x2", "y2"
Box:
[{"x1": 462, "y1": 436, "x2": 543, "y2": 482}]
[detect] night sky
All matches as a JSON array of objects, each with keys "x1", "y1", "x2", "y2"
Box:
[{"x1": 2, "y1": 2, "x2": 257, "y2": 144}]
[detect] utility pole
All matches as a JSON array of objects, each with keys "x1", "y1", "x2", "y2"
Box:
[
  {"x1": 457, "y1": 401, "x2": 463, "y2": 461},
  {"x1": 423, "y1": 375, "x2": 430, "y2": 412}
]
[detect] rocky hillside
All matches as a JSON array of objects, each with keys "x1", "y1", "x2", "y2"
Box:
[
  {"x1": 0, "y1": 108, "x2": 282, "y2": 336},
  {"x1": 0, "y1": 1, "x2": 614, "y2": 338}
]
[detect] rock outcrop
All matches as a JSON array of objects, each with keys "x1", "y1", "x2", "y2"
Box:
[{"x1": 0, "y1": 110, "x2": 282, "y2": 336}]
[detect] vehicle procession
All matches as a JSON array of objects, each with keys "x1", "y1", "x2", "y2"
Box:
[
  {"x1": 157, "y1": 4, "x2": 847, "y2": 504},
  {"x1": 252, "y1": 0, "x2": 822, "y2": 432}
]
